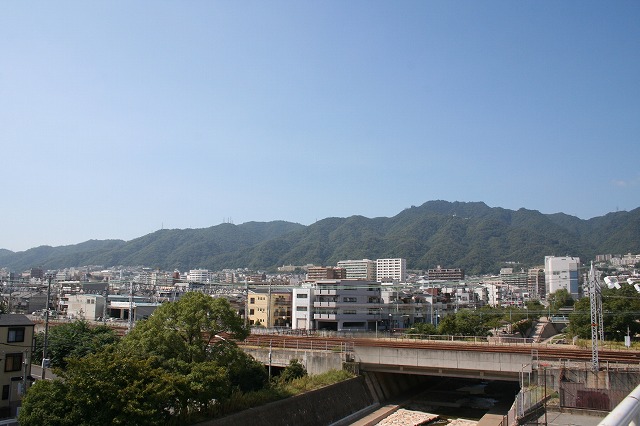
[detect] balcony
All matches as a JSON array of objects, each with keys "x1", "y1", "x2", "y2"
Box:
[
  {"x1": 313, "y1": 313, "x2": 337, "y2": 320},
  {"x1": 313, "y1": 301, "x2": 337, "y2": 308},
  {"x1": 317, "y1": 289, "x2": 337, "y2": 296}
]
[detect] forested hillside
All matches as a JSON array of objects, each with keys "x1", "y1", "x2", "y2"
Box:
[{"x1": 1, "y1": 201, "x2": 639, "y2": 274}]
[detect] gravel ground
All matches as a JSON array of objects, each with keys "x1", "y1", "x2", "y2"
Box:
[{"x1": 375, "y1": 408, "x2": 480, "y2": 426}]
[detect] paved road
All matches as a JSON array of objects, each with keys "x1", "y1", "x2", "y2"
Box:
[
  {"x1": 30, "y1": 364, "x2": 58, "y2": 381},
  {"x1": 537, "y1": 411, "x2": 605, "y2": 426}
]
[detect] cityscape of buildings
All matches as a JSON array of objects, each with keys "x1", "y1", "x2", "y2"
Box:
[
  {"x1": 1, "y1": 253, "x2": 639, "y2": 331},
  {"x1": 0, "y1": 253, "x2": 639, "y2": 417}
]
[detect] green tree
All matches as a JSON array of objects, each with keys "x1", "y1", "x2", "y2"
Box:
[
  {"x1": 22, "y1": 293, "x2": 263, "y2": 425},
  {"x1": 436, "y1": 310, "x2": 490, "y2": 336},
  {"x1": 568, "y1": 286, "x2": 640, "y2": 341},
  {"x1": 548, "y1": 289, "x2": 574, "y2": 312},
  {"x1": 122, "y1": 292, "x2": 248, "y2": 366},
  {"x1": 406, "y1": 322, "x2": 438, "y2": 336},
  {"x1": 18, "y1": 380, "x2": 74, "y2": 426},
  {"x1": 33, "y1": 320, "x2": 119, "y2": 369},
  {"x1": 525, "y1": 300, "x2": 544, "y2": 317},
  {"x1": 279, "y1": 359, "x2": 307, "y2": 383},
  {"x1": 208, "y1": 342, "x2": 268, "y2": 392},
  {"x1": 20, "y1": 348, "x2": 185, "y2": 426},
  {"x1": 437, "y1": 313, "x2": 457, "y2": 335}
]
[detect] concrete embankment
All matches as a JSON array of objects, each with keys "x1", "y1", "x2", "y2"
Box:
[{"x1": 200, "y1": 376, "x2": 376, "y2": 426}]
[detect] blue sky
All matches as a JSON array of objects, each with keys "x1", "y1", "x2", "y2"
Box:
[{"x1": 1, "y1": 1, "x2": 638, "y2": 252}]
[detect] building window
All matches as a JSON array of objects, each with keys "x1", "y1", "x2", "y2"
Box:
[
  {"x1": 249, "y1": 309, "x2": 255, "y2": 315},
  {"x1": 5, "y1": 353, "x2": 22, "y2": 372},
  {"x1": 7, "y1": 327, "x2": 25, "y2": 343},
  {"x1": 343, "y1": 310, "x2": 357, "y2": 315},
  {"x1": 296, "y1": 293, "x2": 308, "y2": 298},
  {"x1": 1, "y1": 385, "x2": 8, "y2": 400},
  {"x1": 296, "y1": 306, "x2": 307, "y2": 311},
  {"x1": 250, "y1": 298, "x2": 255, "y2": 304},
  {"x1": 343, "y1": 297, "x2": 357, "y2": 303}
]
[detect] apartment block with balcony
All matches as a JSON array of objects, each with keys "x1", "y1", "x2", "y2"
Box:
[
  {"x1": 247, "y1": 289, "x2": 292, "y2": 328},
  {"x1": 306, "y1": 266, "x2": 346, "y2": 282},
  {"x1": 376, "y1": 258, "x2": 406, "y2": 283},
  {"x1": 0, "y1": 314, "x2": 35, "y2": 419},
  {"x1": 311, "y1": 279, "x2": 382, "y2": 331},
  {"x1": 426, "y1": 266, "x2": 464, "y2": 281},
  {"x1": 337, "y1": 259, "x2": 376, "y2": 281}
]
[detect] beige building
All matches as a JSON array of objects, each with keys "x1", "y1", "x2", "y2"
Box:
[
  {"x1": 247, "y1": 289, "x2": 292, "y2": 327},
  {"x1": 337, "y1": 259, "x2": 376, "y2": 280},
  {"x1": 65, "y1": 294, "x2": 107, "y2": 320},
  {"x1": 0, "y1": 314, "x2": 35, "y2": 418}
]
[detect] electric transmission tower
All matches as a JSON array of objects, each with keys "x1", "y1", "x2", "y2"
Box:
[{"x1": 588, "y1": 262, "x2": 604, "y2": 371}]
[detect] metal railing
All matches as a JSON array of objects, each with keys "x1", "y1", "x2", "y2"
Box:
[{"x1": 598, "y1": 383, "x2": 640, "y2": 426}]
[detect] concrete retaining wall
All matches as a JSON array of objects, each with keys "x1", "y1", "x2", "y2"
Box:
[
  {"x1": 243, "y1": 347, "x2": 345, "y2": 375},
  {"x1": 199, "y1": 376, "x2": 375, "y2": 426}
]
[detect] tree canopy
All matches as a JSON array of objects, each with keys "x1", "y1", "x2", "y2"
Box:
[
  {"x1": 568, "y1": 285, "x2": 640, "y2": 341},
  {"x1": 32, "y1": 320, "x2": 119, "y2": 369},
  {"x1": 19, "y1": 293, "x2": 266, "y2": 426}
]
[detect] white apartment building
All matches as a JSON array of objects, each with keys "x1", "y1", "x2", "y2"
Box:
[
  {"x1": 187, "y1": 269, "x2": 211, "y2": 283},
  {"x1": 545, "y1": 256, "x2": 581, "y2": 299},
  {"x1": 292, "y1": 286, "x2": 315, "y2": 330},
  {"x1": 337, "y1": 259, "x2": 376, "y2": 280},
  {"x1": 292, "y1": 280, "x2": 382, "y2": 331},
  {"x1": 376, "y1": 258, "x2": 406, "y2": 283},
  {"x1": 480, "y1": 282, "x2": 505, "y2": 307}
]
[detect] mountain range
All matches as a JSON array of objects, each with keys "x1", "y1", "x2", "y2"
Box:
[{"x1": 1, "y1": 201, "x2": 639, "y2": 275}]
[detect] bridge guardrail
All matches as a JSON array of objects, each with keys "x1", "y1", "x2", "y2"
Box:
[{"x1": 249, "y1": 328, "x2": 538, "y2": 345}]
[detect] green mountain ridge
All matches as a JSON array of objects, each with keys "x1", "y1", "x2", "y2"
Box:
[{"x1": 1, "y1": 201, "x2": 639, "y2": 274}]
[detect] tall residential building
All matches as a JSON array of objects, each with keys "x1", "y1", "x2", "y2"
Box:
[
  {"x1": 500, "y1": 268, "x2": 528, "y2": 304},
  {"x1": 545, "y1": 256, "x2": 581, "y2": 299},
  {"x1": 306, "y1": 266, "x2": 346, "y2": 282},
  {"x1": 527, "y1": 268, "x2": 546, "y2": 300},
  {"x1": 376, "y1": 258, "x2": 406, "y2": 283},
  {"x1": 337, "y1": 259, "x2": 376, "y2": 281}
]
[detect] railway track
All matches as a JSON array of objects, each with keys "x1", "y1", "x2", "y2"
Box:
[{"x1": 241, "y1": 334, "x2": 640, "y2": 364}]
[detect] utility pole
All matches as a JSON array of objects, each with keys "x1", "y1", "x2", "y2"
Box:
[
  {"x1": 41, "y1": 274, "x2": 53, "y2": 380},
  {"x1": 244, "y1": 279, "x2": 249, "y2": 327},
  {"x1": 267, "y1": 280, "x2": 272, "y2": 329}
]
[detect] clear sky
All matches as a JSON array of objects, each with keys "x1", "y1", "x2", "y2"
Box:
[{"x1": 1, "y1": 1, "x2": 638, "y2": 252}]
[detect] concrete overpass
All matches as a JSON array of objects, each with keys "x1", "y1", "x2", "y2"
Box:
[
  {"x1": 240, "y1": 335, "x2": 533, "y2": 380},
  {"x1": 354, "y1": 344, "x2": 532, "y2": 381}
]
